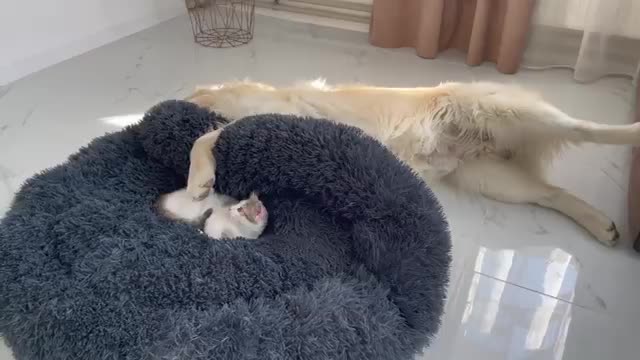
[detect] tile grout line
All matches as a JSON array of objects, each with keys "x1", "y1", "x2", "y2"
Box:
[{"x1": 474, "y1": 270, "x2": 601, "y2": 313}]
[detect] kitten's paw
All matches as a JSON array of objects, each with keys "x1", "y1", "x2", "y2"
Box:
[{"x1": 187, "y1": 161, "x2": 215, "y2": 200}]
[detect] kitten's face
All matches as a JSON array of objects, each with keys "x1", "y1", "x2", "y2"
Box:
[
  {"x1": 203, "y1": 192, "x2": 268, "y2": 239},
  {"x1": 229, "y1": 192, "x2": 268, "y2": 226}
]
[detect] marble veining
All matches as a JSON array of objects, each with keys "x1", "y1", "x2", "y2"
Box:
[
  {"x1": 0, "y1": 84, "x2": 11, "y2": 100},
  {"x1": 0, "y1": 14, "x2": 639, "y2": 360}
]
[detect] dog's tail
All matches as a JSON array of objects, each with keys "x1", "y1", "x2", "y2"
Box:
[
  {"x1": 533, "y1": 103, "x2": 640, "y2": 145},
  {"x1": 566, "y1": 121, "x2": 640, "y2": 145}
]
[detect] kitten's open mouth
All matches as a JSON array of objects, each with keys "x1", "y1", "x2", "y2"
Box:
[
  {"x1": 242, "y1": 201, "x2": 267, "y2": 224},
  {"x1": 254, "y1": 205, "x2": 264, "y2": 219}
]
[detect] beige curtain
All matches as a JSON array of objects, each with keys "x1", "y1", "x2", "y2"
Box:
[
  {"x1": 524, "y1": 0, "x2": 640, "y2": 82},
  {"x1": 369, "y1": 0, "x2": 537, "y2": 74}
]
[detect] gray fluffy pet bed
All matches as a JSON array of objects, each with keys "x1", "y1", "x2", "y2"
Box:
[{"x1": 0, "y1": 100, "x2": 451, "y2": 360}]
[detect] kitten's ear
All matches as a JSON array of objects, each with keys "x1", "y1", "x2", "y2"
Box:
[{"x1": 249, "y1": 192, "x2": 259, "y2": 201}]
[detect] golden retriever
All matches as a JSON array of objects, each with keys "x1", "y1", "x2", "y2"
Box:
[{"x1": 184, "y1": 80, "x2": 640, "y2": 247}]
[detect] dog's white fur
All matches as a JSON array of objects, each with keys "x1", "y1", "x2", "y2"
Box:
[{"x1": 185, "y1": 80, "x2": 640, "y2": 246}]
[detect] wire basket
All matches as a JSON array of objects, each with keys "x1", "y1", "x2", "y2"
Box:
[{"x1": 185, "y1": 0, "x2": 256, "y2": 48}]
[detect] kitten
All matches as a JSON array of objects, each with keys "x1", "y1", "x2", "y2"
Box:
[{"x1": 157, "y1": 188, "x2": 268, "y2": 239}]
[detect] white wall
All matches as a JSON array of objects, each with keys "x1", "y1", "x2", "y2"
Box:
[{"x1": 0, "y1": 0, "x2": 185, "y2": 84}]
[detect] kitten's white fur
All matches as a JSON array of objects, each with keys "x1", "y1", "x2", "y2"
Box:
[{"x1": 158, "y1": 188, "x2": 267, "y2": 239}]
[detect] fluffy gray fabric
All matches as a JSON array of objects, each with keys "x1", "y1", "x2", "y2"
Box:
[{"x1": 0, "y1": 100, "x2": 451, "y2": 360}]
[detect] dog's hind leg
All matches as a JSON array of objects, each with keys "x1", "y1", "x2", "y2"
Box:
[{"x1": 447, "y1": 158, "x2": 619, "y2": 246}]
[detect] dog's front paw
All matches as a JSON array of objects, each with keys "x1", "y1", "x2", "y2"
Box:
[
  {"x1": 593, "y1": 221, "x2": 619, "y2": 247},
  {"x1": 187, "y1": 160, "x2": 215, "y2": 200}
]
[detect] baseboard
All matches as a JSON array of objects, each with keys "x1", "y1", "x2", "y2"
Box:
[
  {"x1": 256, "y1": 0, "x2": 370, "y2": 24},
  {"x1": 0, "y1": 7, "x2": 184, "y2": 85},
  {"x1": 524, "y1": 25, "x2": 640, "y2": 79},
  {"x1": 255, "y1": 7, "x2": 368, "y2": 33}
]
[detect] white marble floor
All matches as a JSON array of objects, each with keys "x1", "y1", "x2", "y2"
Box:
[{"x1": 1, "y1": 15, "x2": 639, "y2": 360}]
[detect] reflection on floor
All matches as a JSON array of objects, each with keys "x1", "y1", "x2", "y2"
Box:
[{"x1": 1, "y1": 14, "x2": 639, "y2": 360}]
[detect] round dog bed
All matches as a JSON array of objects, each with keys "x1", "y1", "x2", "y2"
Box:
[{"x1": 0, "y1": 100, "x2": 451, "y2": 360}]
